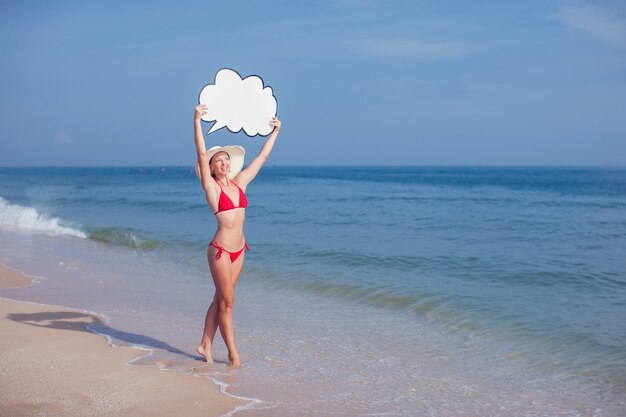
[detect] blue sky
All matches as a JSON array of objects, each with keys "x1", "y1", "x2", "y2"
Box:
[{"x1": 1, "y1": 0, "x2": 625, "y2": 166}]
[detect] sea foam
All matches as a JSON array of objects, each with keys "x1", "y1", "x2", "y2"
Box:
[{"x1": 0, "y1": 197, "x2": 86, "y2": 238}]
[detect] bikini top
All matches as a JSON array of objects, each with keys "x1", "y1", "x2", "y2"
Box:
[{"x1": 214, "y1": 178, "x2": 248, "y2": 215}]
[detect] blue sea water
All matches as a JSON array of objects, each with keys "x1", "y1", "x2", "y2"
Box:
[{"x1": 1, "y1": 166, "x2": 625, "y2": 416}]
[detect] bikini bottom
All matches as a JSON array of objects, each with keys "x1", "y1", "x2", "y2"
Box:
[{"x1": 209, "y1": 241, "x2": 249, "y2": 263}]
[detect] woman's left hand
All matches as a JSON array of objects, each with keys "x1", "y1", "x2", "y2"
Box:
[{"x1": 270, "y1": 117, "x2": 281, "y2": 132}]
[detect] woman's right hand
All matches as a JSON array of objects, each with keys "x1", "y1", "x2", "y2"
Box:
[{"x1": 195, "y1": 104, "x2": 208, "y2": 122}]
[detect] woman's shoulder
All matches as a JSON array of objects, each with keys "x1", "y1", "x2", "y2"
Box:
[{"x1": 232, "y1": 175, "x2": 249, "y2": 191}]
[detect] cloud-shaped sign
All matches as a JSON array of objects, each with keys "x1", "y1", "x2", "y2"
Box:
[{"x1": 199, "y1": 68, "x2": 278, "y2": 137}]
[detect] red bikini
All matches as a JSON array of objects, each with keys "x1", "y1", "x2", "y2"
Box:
[
  {"x1": 209, "y1": 241, "x2": 249, "y2": 262},
  {"x1": 213, "y1": 178, "x2": 248, "y2": 215},
  {"x1": 209, "y1": 178, "x2": 249, "y2": 262}
]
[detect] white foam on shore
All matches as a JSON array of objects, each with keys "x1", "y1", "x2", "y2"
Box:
[
  {"x1": 209, "y1": 377, "x2": 263, "y2": 417},
  {"x1": 0, "y1": 197, "x2": 86, "y2": 238}
]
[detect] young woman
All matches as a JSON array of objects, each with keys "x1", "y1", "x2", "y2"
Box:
[{"x1": 193, "y1": 104, "x2": 281, "y2": 366}]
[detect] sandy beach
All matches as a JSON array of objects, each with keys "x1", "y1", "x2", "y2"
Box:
[{"x1": 0, "y1": 263, "x2": 246, "y2": 417}]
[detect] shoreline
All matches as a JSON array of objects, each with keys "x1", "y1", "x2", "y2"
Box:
[{"x1": 0, "y1": 262, "x2": 248, "y2": 417}]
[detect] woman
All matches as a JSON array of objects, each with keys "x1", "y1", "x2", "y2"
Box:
[{"x1": 194, "y1": 104, "x2": 281, "y2": 367}]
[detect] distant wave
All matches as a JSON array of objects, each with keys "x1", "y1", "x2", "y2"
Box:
[
  {"x1": 0, "y1": 197, "x2": 87, "y2": 238},
  {"x1": 89, "y1": 227, "x2": 163, "y2": 250}
]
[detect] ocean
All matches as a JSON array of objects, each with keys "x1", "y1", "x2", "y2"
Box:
[{"x1": 1, "y1": 166, "x2": 625, "y2": 416}]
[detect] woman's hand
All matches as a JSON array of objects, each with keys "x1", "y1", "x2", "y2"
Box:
[
  {"x1": 195, "y1": 104, "x2": 208, "y2": 122},
  {"x1": 270, "y1": 116, "x2": 281, "y2": 132}
]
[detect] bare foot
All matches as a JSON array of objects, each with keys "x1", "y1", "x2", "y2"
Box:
[
  {"x1": 197, "y1": 344, "x2": 213, "y2": 363},
  {"x1": 228, "y1": 354, "x2": 241, "y2": 367}
]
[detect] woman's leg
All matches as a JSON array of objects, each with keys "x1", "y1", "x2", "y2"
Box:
[
  {"x1": 197, "y1": 292, "x2": 218, "y2": 362},
  {"x1": 198, "y1": 252, "x2": 245, "y2": 362},
  {"x1": 211, "y1": 255, "x2": 238, "y2": 366},
  {"x1": 210, "y1": 248, "x2": 245, "y2": 366}
]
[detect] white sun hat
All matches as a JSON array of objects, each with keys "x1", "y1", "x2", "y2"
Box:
[{"x1": 195, "y1": 145, "x2": 245, "y2": 180}]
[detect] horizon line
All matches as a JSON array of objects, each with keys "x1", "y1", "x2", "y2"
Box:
[{"x1": 1, "y1": 164, "x2": 626, "y2": 169}]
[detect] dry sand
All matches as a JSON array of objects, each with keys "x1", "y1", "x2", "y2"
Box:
[{"x1": 0, "y1": 263, "x2": 247, "y2": 417}]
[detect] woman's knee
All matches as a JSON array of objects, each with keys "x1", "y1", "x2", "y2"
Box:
[{"x1": 218, "y1": 295, "x2": 234, "y2": 312}]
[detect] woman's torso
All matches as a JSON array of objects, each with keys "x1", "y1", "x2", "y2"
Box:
[{"x1": 210, "y1": 180, "x2": 247, "y2": 248}]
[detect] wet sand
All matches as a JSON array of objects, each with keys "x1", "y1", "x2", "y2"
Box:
[{"x1": 0, "y1": 263, "x2": 246, "y2": 417}]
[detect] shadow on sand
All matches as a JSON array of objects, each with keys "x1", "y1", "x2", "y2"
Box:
[{"x1": 6, "y1": 310, "x2": 210, "y2": 362}]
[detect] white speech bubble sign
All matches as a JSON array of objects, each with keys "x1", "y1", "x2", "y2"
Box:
[{"x1": 198, "y1": 68, "x2": 278, "y2": 137}]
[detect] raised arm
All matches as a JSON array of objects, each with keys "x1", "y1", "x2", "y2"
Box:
[
  {"x1": 194, "y1": 105, "x2": 217, "y2": 194},
  {"x1": 235, "y1": 117, "x2": 281, "y2": 188}
]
